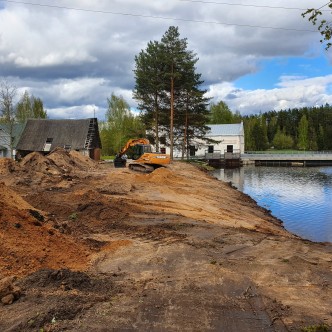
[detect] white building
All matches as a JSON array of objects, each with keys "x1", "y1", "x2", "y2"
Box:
[
  {"x1": 159, "y1": 122, "x2": 244, "y2": 159},
  {"x1": 195, "y1": 123, "x2": 245, "y2": 158}
]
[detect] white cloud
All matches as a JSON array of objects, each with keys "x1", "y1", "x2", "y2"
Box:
[
  {"x1": 0, "y1": 0, "x2": 330, "y2": 118},
  {"x1": 47, "y1": 104, "x2": 104, "y2": 120},
  {"x1": 206, "y1": 74, "x2": 332, "y2": 115}
]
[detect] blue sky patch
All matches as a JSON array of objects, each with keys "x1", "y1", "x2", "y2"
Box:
[{"x1": 235, "y1": 55, "x2": 332, "y2": 91}]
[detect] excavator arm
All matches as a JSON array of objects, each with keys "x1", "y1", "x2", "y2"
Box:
[{"x1": 118, "y1": 138, "x2": 150, "y2": 157}]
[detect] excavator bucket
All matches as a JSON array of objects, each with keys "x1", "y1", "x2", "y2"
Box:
[{"x1": 113, "y1": 157, "x2": 126, "y2": 168}]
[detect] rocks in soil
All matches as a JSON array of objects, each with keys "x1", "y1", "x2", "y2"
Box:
[{"x1": 0, "y1": 277, "x2": 21, "y2": 305}]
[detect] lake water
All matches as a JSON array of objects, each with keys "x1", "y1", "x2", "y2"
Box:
[{"x1": 212, "y1": 166, "x2": 332, "y2": 243}]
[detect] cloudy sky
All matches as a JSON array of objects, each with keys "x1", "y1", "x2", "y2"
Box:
[{"x1": 1, "y1": 0, "x2": 332, "y2": 120}]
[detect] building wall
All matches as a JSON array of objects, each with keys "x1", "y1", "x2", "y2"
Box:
[
  {"x1": 195, "y1": 135, "x2": 244, "y2": 156},
  {"x1": 154, "y1": 134, "x2": 244, "y2": 159},
  {"x1": 0, "y1": 130, "x2": 11, "y2": 158}
]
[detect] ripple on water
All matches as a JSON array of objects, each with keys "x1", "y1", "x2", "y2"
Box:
[{"x1": 213, "y1": 166, "x2": 332, "y2": 243}]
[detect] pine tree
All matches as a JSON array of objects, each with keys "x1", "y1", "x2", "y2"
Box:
[
  {"x1": 133, "y1": 41, "x2": 166, "y2": 151},
  {"x1": 134, "y1": 26, "x2": 209, "y2": 159}
]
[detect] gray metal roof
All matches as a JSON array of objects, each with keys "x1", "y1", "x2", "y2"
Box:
[
  {"x1": 16, "y1": 118, "x2": 101, "y2": 151},
  {"x1": 206, "y1": 123, "x2": 244, "y2": 137}
]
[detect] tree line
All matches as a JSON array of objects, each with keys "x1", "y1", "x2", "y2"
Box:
[
  {"x1": 243, "y1": 105, "x2": 332, "y2": 151},
  {"x1": 0, "y1": 80, "x2": 47, "y2": 124},
  {"x1": 0, "y1": 80, "x2": 47, "y2": 157}
]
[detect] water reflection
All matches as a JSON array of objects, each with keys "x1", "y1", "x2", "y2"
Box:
[{"x1": 212, "y1": 166, "x2": 332, "y2": 243}]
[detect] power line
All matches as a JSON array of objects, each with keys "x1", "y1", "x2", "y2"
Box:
[
  {"x1": 317, "y1": 2, "x2": 331, "y2": 10},
  {"x1": 178, "y1": 0, "x2": 325, "y2": 11},
  {"x1": 0, "y1": 0, "x2": 318, "y2": 33}
]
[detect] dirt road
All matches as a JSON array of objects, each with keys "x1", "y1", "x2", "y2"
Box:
[{"x1": 0, "y1": 150, "x2": 331, "y2": 331}]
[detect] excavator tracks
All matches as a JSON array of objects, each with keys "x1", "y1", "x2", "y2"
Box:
[{"x1": 128, "y1": 163, "x2": 155, "y2": 173}]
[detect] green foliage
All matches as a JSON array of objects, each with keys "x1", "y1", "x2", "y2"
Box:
[
  {"x1": 100, "y1": 93, "x2": 145, "y2": 156},
  {"x1": 134, "y1": 26, "x2": 209, "y2": 158},
  {"x1": 273, "y1": 129, "x2": 294, "y2": 150},
  {"x1": 243, "y1": 105, "x2": 332, "y2": 151},
  {"x1": 209, "y1": 101, "x2": 234, "y2": 124},
  {"x1": 16, "y1": 90, "x2": 47, "y2": 122},
  {"x1": 302, "y1": 2, "x2": 332, "y2": 50},
  {"x1": 243, "y1": 116, "x2": 268, "y2": 151},
  {"x1": 297, "y1": 114, "x2": 309, "y2": 150},
  {"x1": 301, "y1": 324, "x2": 329, "y2": 332}
]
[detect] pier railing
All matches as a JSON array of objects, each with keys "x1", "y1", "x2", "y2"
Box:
[
  {"x1": 245, "y1": 150, "x2": 332, "y2": 155},
  {"x1": 242, "y1": 151, "x2": 332, "y2": 163}
]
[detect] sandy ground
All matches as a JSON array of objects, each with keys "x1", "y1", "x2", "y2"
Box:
[{"x1": 0, "y1": 149, "x2": 331, "y2": 331}]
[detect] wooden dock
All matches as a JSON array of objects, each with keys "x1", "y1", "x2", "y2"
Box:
[
  {"x1": 203, "y1": 151, "x2": 332, "y2": 167},
  {"x1": 241, "y1": 152, "x2": 332, "y2": 166}
]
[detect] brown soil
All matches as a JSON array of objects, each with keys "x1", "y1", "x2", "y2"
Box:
[{"x1": 0, "y1": 150, "x2": 331, "y2": 331}]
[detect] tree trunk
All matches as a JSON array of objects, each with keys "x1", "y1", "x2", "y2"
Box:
[{"x1": 170, "y1": 64, "x2": 174, "y2": 160}]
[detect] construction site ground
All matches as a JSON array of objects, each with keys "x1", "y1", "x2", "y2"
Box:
[{"x1": 0, "y1": 149, "x2": 331, "y2": 331}]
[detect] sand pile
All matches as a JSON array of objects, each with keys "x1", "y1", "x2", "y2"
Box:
[
  {"x1": 17, "y1": 148, "x2": 98, "y2": 177},
  {"x1": 145, "y1": 167, "x2": 183, "y2": 185},
  {"x1": 0, "y1": 158, "x2": 19, "y2": 175},
  {"x1": 0, "y1": 182, "x2": 34, "y2": 210},
  {"x1": 19, "y1": 152, "x2": 61, "y2": 175},
  {"x1": 0, "y1": 182, "x2": 90, "y2": 278},
  {"x1": 46, "y1": 148, "x2": 97, "y2": 172},
  {"x1": 69, "y1": 150, "x2": 97, "y2": 169}
]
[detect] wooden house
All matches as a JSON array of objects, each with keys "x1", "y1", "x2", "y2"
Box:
[{"x1": 16, "y1": 118, "x2": 102, "y2": 160}]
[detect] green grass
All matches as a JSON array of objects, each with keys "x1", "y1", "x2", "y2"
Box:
[
  {"x1": 68, "y1": 212, "x2": 78, "y2": 221},
  {"x1": 301, "y1": 324, "x2": 329, "y2": 332},
  {"x1": 101, "y1": 155, "x2": 115, "y2": 161}
]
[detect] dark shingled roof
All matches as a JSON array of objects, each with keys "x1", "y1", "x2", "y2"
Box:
[{"x1": 16, "y1": 118, "x2": 101, "y2": 152}]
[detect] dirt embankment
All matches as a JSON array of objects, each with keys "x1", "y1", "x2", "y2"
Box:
[{"x1": 0, "y1": 150, "x2": 331, "y2": 331}]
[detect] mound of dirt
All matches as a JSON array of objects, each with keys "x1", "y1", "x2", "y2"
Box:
[
  {"x1": 0, "y1": 183, "x2": 90, "y2": 278},
  {"x1": 144, "y1": 166, "x2": 187, "y2": 185},
  {"x1": 48, "y1": 148, "x2": 97, "y2": 172},
  {"x1": 18, "y1": 148, "x2": 98, "y2": 178},
  {"x1": 69, "y1": 150, "x2": 97, "y2": 169},
  {"x1": 0, "y1": 158, "x2": 19, "y2": 175},
  {"x1": 0, "y1": 182, "x2": 34, "y2": 210},
  {"x1": 20, "y1": 152, "x2": 61, "y2": 175}
]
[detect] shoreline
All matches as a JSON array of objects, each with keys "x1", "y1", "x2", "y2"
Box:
[
  {"x1": 209, "y1": 164, "x2": 332, "y2": 244},
  {"x1": 1, "y1": 156, "x2": 331, "y2": 331}
]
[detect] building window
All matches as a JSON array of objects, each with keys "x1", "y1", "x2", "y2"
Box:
[
  {"x1": 208, "y1": 145, "x2": 214, "y2": 153},
  {"x1": 160, "y1": 136, "x2": 166, "y2": 145},
  {"x1": 43, "y1": 138, "x2": 53, "y2": 152},
  {"x1": 189, "y1": 145, "x2": 196, "y2": 156},
  {"x1": 227, "y1": 145, "x2": 233, "y2": 153}
]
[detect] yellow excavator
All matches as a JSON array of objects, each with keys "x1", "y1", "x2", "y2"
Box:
[{"x1": 113, "y1": 138, "x2": 170, "y2": 172}]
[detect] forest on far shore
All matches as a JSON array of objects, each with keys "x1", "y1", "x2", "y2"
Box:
[{"x1": 210, "y1": 101, "x2": 332, "y2": 151}]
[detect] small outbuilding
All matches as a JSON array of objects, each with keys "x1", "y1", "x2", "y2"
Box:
[{"x1": 16, "y1": 118, "x2": 102, "y2": 160}]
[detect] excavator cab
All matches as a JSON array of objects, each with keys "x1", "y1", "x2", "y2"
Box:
[{"x1": 129, "y1": 144, "x2": 152, "y2": 160}]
